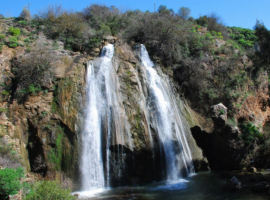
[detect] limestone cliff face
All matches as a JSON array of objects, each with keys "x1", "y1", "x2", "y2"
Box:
[
  {"x1": 0, "y1": 34, "x2": 205, "y2": 185},
  {"x1": 97, "y1": 41, "x2": 207, "y2": 186},
  {"x1": 0, "y1": 34, "x2": 89, "y2": 182},
  {"x1": 189, "y1": 62, "x2": 270, "y2": 170}
]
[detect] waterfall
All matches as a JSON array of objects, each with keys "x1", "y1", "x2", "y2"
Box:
[
  {"x1": 79, "y1": 43, "x2": 195, "y2": 194},
  {"x1": 81, "y1": 44, "x2": 133, "y2": 191},
  {"x1": 140, "y1": 44, "x2": 194, "y2": 180},
  {"x1": 81, "y1": 44, "x2": 114, "y2": 190}
]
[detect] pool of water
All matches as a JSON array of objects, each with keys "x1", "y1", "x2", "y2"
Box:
[{"x1": 74, "y1": 172, "x2": 268, "y2": 200}]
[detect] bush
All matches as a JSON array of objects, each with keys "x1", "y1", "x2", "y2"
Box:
[
  {"x1": 8, "y1": 27, "x2": 20, "y2": 36},
  {"x1": 25, "y1": 181, "x2": 75, "y2": 200},
  {"x1": 13, "y1": 44, "x2": 55, "y2": 100},
  {"x1": 0, "y1": 138, "x2": 22, "y2": 168},
  {"x1": 18, "y1": 20, "x2": 28, "y2": 26},
  {"x1": 8, "y1": 37, "x2": 18, "y2": 48},
  {"x1": 0, "y1": 167, "x2": 24, "y2": 199},
  {"x1": 19, "y1": 8, "x2": 31, "y2": 21},
  {"x1": 195, "y1": 13, "x2": 228, "y2": 39},
  {"x1": 240, "y1": 122, "x2": 263, "y2": 145}
]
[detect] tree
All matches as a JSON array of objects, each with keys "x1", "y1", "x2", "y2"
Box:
[
  {"x1": 254, "y1": 20, "x2": 270, "y2": 69},
  {"x1": 195, "y1": 13, "x2": 228, "y2": 39},
  {"x1": 19, "y1": 7, "x2": 31, "y2": 21},
  {"x1": 157, "y1": 5, "x2": 171, "y2": 14},
  {"x1": 178, "y1": 7, "x2": 191, "y2": 20}
]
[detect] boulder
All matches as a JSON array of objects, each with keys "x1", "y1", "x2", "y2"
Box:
[
  {"x1": 251, "y1": 181, "x2": 270, "y2": 193},
  {"x1": 223, "y1": 176, "x2": 241, "y2": 190},
  {"x1": 210, "y1": 103, "x2": 227, "y2": 127}
]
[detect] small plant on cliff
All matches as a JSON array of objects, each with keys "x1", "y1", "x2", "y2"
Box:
[
  {"x1": 8, "y1": 37, "x2": 18, "y2": 48},
  {"x1": 0, "y1": 167, "x2": 24, "y2": 200},
  {"x1": 48, "y1": 127, "x2": 64, "y2": 171},
  {"x1": 239, "y1": 122, "x2": 263, "y2": 145},
  {"x1": 8, "y1": 27, "x2": 20, "y2": 36},
  {"x1": 25, "y1": 181, "x2": 75, "y2": 200}
]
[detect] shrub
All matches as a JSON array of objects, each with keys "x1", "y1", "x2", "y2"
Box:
[
  {"x1": 0, "y1": 167, "x2": 24, "y2": 199},
  {"x1": 13, "y1": 44, "x2": 55, "y2": 100},
  {"x1": 25, "y1": 47, "x2": 31, "y2": 53},
  {"x1": 240, "y1": 122, "x2": 263, "y2": 145},
  {"x1": 25, "y1": 181, "x2": 75, "y2": 200},
  {"x1": 8, "y1": 27, "x2": 20, "y2": 36},
  {"x1": 8, "y1": 37, "x2": 18, "y2": 48},
  {"x1": 18, "y1": 20, "x2": 28, "y2": 26},
  {"x1": 19, "y1": 7, "x2": 31, "y2": 21},
  {"x1": 0, "y1": 138, "x2": 22, "y2": 168}
]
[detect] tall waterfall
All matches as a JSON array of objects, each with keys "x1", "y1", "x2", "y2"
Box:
[
  {"x1": 80, "y1": 43, "x2": 195, "y2": 193},
  {"x1": 81, "y1": 44, "x2": 133, "y2": 191},
  {"x1": 140, "y1": 44, "x2": 194, "y2": 180}
]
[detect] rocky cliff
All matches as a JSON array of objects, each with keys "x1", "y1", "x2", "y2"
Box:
[{"x1": 2, "y1": 17, "x2": 270, "y2": 189}]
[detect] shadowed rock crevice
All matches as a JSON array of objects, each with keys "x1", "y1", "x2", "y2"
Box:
[{"x1": 27, "y1": 120, "x2": 47, "y2": 176}]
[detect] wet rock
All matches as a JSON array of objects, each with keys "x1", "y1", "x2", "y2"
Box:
[
  {"x1": 251, "y1": 181, "x2": 270, "y2": 193},
  {"x1": 210, "y1": 103, "x2": 227, "y2": 127},
  {"x1": 103, "y1": 35, "x2": 117, "y2": 44},
  {"x1": 248, "y1": 167, "x2": 257, "y2": 173},
  {"x1": 223, "y1": 176, "x2": 241, "y2": 190}
]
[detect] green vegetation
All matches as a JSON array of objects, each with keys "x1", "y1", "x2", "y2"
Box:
[
  {"x1": 0, "y1": 167, "x2": 24, "y2": 199},
  {"x1": 25, "y1": 181, "x2": 75, "y2": 200},
  {"x1": 18, "y1": 20, "x2": 27, "y2": 26},
  {"x1": 239, "y1": 122, "x2": 263, "y2": 145},
  {"x1": 48, "y1": 127, "x2": 64, "y2": 171},
  {"x1": 19, "y1": 84, "x2": 42, "y2": 95},
  {"x1": 228, "y1": 26, "x2": 257, "y2": 49},
  {"x1": 8, "y1": 27, "x2": 20, "y2": 36},
  {"x1": 8, "y1": 36, "x2": 18, "y2": 48}
]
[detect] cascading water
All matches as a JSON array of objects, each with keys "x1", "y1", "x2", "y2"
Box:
[
  {"x1": 81, "y1": 44, "x2": 113, "y2": 190},
  {"x1": 81, "y1": 44, "x2": 133, "y2": 192},
  {"x1": 140, "y1": 44, "x2": 194, "y2": 180}
]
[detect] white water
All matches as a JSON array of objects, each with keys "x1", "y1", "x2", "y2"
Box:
[
  {"x1": 80, "y1": 43, "x2": 194, "y2": 194},
  {"x1": 81, "y1": 44, "x2": 115, "y2": 190},
  {"x1": 81, "y1": 44, "x2": 133, "y2": 192},
  {"x1": 140, "y1": 44, "x2": 194, "y2": 180}
]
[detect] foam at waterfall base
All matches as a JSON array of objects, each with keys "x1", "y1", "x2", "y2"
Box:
[
  {"x1": 149, "y1": 179, "x2": 189, "y2": 191},
  {"x1": 72, "y1": 188, "x2": 110, "y2": 199}
]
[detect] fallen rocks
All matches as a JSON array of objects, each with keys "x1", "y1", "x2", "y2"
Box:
[{"x1": 223, "y1": 176, "x2": 241, "y2": 190}]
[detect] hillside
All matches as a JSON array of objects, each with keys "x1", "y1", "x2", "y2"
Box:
[{"x1": 0, "y1": 4, "x2": 270, "y2": 199}]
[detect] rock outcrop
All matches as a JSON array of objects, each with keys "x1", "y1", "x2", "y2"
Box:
[
  {"x1": 210, "y1": 103, "x2": 227, "y2": 127},
  {"x1": 223, "y1": 176, "x2": 242, "y2": 190}
]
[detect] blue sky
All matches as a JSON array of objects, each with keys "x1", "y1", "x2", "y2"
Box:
[{"x1": 0, "y1": 0, "x2": 269, "y2": 29}]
